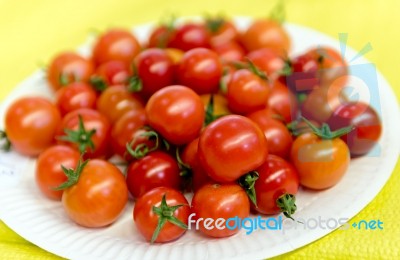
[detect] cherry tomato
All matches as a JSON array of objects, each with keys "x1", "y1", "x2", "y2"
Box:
[
  {"x1": 55, "y1": 82, "x2": 97, "y2": 116},
  {"x1": 134, "y1": 48, "x2": 175, "y2": 99},
  {"x1": 5, "y1": 97, "x2": 61, "y2": 156},
  {"x1": 126, "y1": 151, "x2": 182, "y2": 198},
  {"x1": 212, "y1": 41, "x2": 245, "y2": 64},
  {"x1": 226, "y1": 69, "x2": 269, "y2": 114},
  {"x1": 253, "y1": 154, "x2": 299, "y2": 214},
  {"x1": 110, "y1": 109, "x2": 147, "y2": 159},
  {"x1": 61, "y1": 159, "x2": 128, "y2": 228},
  {"x1": 247, "y1": 110, "x2": 293, "y2": 159},
  {"x1": 148, "y1": 25, "x2": 176, "y2": 48},
  {"x1": 301, "y1": 86, "x2": 348, "y2": 124},
  {"x1": 92, "y1": 29, "x2": 141, "y2": 66},
  {"x1": 146, "y1": 85, "x2": 205, "y2": 145},
  {"x1": 328, "y1": 102, "x2": 382, "y2": 157},
  {"x1": 198, "y1": 115, "x2": 268, "y2": 183},
  {"x1": 206, "y1": 18, "x2": 239, "y2": 46},
  {"x1": 35, "y1": 145, "x2": 80, "y2": 200},
  {"x1": 191, "y1": 183, "x2": 250, "y2": 238},
  {"x1": 241, "y1": 19, "x2": 290, "y2": 55},
  {"x1": 268, "y1": 80, "x2": 298, "y2": 123},
  {"x1": 96, "y1": 85, "x2": 144, "y2": 124},
  {"x1": 168, "y1": 23, "x2": 210, "y2": 51},
  {"x1": 91, "y1": 60, "x2": 131, "y2": 89},
  {"x1": 247, "y1": 48, "x2": 285, "y2": 79},
  {"x1": 134, "y1": 187, "x2": 190, "y2": 243},
  {"x1": 290, "y1": 131, "x2": 350, "y2": 190},
  {"x1": 56, "y1": 108, "x2": 111, "y2": 159},
  {"x1": 181, "y1": 138, "x2": 213, "y2": 192},
  {"x1": 177, "y1": 48, "x2": 222, "y2": 95},
  {"x1": 47, "y1": 52, "x2": 94, "y2": 91}
]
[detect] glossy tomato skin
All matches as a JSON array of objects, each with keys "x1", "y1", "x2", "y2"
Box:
[
  {"x1": 126, "y1": 151, "x2": 182, "y2": 198},
  {"x1": 328, "y1": 102, "x2": 382, "y2": 157},
  {"x1": 212, "y1": 41, "x2": 245, "y2": 64},
  {"x1": 268, "y1": 80, "x2": 299, "y2": 123},
  {"x1": 226, "y1": 69, "x2": 269, "y2": 115},
  {"x1": 96, "y1": 85, "x2": 144, "y2": 124},
  {"x1": 110, "y1": 109, "x2": 147, "y2": 159},
  {"x1": 247, "y1": 110, "x2": 293, "y2": 159},
  {"x1": 301, "y1": 86, "x2": 348, "y2": 124},
  {"x1": 134, "y1": 187, "x2": 190, "y2": 243},
  {"x1": 35, "y1": 145, "x2": 80, "y2": 200},
  {"x1": 55, "y1": 82, "x2": 97, "y2": 116},
  {"x1": 148, "y1": 26, "x2": 176, "y2": 48},
  {"x1": 253, "y1": 155, "x2": 299, "y2": 214},
  {"x1": 92, "y1": 29, "x2": 141, "y2": 66},
  {"x1": 134, "y1": 48, "x2": 175, "y2": 99},
  {"x1": 191, "y1": 183, "x2": 250, "y2": 238},
  {"x1": 62, "y1": 159, "x2": 128, "y2": 228},
  {"x1": 146, "y1": 85, "x2": 205, "y2": 145},
  {"x1": 247, "y1": 48, "x2": 285, "y2": 79},
  {"x1": 48, "y1": 52, "x2": 94, "y2": 91},
  {"x1": 5, "y1": 97, "x2": 61, "y2": 156},
  {"x1": 92, "y1": 60, "x2": 131, "y2": 86},
  {"x1": 181, "y1": 138, "x2": 213, "y2": 192},
  {"x1": 168, "y1": 23, "x2": 210, "y2": 51},
  {"x1": 241, "y1": 19, "x2": 290, "y2": 55},
  {"x1": 56, "y1": 108, "x2": 111, "y2": 159},
  {"x1": 177, "y1": 48, "x2": 222, "y2": 95},
  {"x1": 198, "y1": 115, "x2": 268, "y2": 183},
  {"x1": 290, "y1": 132, "x2": 350, "y2": 190}
]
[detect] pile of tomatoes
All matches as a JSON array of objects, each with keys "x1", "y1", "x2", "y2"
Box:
[{"x1": 0, "y1": 15, "x2": 382, "y2": 243}]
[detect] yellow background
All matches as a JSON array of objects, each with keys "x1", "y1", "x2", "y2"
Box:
[{"x1": 0, "y1": 0, "x2": 399, "y2": 259}]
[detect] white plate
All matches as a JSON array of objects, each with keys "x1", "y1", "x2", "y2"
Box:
[{"x1": 0, "y1": 17, "x2": 399, "y2": 260}]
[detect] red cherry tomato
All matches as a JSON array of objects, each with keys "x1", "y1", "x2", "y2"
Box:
[
  {"x1": 110, "y1": 109, "x2": 147, "y2": 158},
  {"x1": 212, "y1": 41, "x2": 245, "y2": 64},
  {"x1": 35, "y1": 145, "x2": 80, "y2": 200},
  {"x1": 47, "y1": 52, "x2": 94, "y2": 91},
  {"x1": 226, "y1": 69, "x2": 269, "y2": 114},
  {"x1": 134, "y1": 187, "x2": 190, "y2": 243},
  {"x1": 148, "y1": 25, "x2": 176, "y2": 48},
  {"x1": 241, "y1": 19, "x2": 290, "y2": 55},
  {"x1": 206, "y1": 19, "x2": 239, "y2": 46},
  {"x1": 146, "y1": 85, "x2": 205, "y2": 145},
  {"x1": 253, "y1": 154, "x2": 299, "y2": 215},
  {"x1": 181, "y1": 138, "x2": 213, "y2": 192},
  {"x1": 168, "y1": 23, "x2": 210, "y2": 51},
  {"x1": 177, "y1": 48, "x2": 223, "y2": 95},
  {"x1": 91, "y1": 60, "x2": 131, "y2": 89},
  {"x1": 198, "y1": 115, "x2": 268, "y2": 183},
  {"x1": 126, "y1": 151, "x2": 182, "y2": 198},
  {"x1": 247, "y1": 110, "x2": 293, "y2": 159},
  {"x1": 328, "y1": 102, "x2": 382, "y2": 157},
  {"x1": 92, "y1": 29, "x2": 141, "y2": 66},
  {"x1": 134, "y1": 48, "x2": 175, "y2": 99},
  {"x1": 5, "y1": 97, "x2": 61, "y2": 156},
  {"x1": 247, "y1": 48, "x2": 285, "y2": 79},
  {"x1": 191, "y1": 183, "x2": 250, "y2": 238},
  {"x1": 56, "y1": 108, "x2": 111, "y2": 159},
  {"x1": 96, "y1": 85, "x2": 144, "y2": 124},
  {"x1": 61, "y1": 159, "x2": 128, "y2": 228},
  {"x1": 268, "y1": 80, "x2": 298, "y2": 123},
  {"x1": 55, "y1": 82, "x2": 97, "y2": 116}
]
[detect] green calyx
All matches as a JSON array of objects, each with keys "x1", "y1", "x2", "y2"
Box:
[
  {"x1": 0, "y1": 130, "x2": 11, "y2": 151},
  {"x1": 238, "y1": 171, "x2": 259, "y2": 206},
  {"x1": 301, "y1": 117, "x2": 354, "y2": 140},
  {"x1": 246, "y1": 58, "x2": 268, "y2": 81},
  {"x1": 54, "y1": 158, "x2": 88, "y2": 190},
  {"x1": 175, "y1": 148, "x2": 192, "y2": 179},
  {"x1": 126, "y1": 76, "x2": 142, "y2": 92},
  {"x1": 90, "y1": 76, "x2": 108, "y2": 92},
  {"x1": 276, "y1": 193, "x2": 297, "y2": 221},
  {"x1": 59, "y1": 115, "x2": 96, "y2": 154},
  {"x1": 151, "y1": 194, "x2": 188, "y2": 243},
  {"x1": 125, "y1": 129, "x2": 160, "y2": 160},
  {"x1": 204, "y1": 95, "x2": 226, "y2": 126},
  {"x1": 269, "y1": 0, "x2": 286, "y2": 24},
  {"x1": 205, "y1": 17, "x2": 225, "y2": 33},
  {"x1": 279, "y1": 58, "x2": 293, "y2": 76}
]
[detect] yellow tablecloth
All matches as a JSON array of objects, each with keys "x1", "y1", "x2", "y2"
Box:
[{"x1": 0, "y1": 0, "x2": 399, "y2": 259}]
